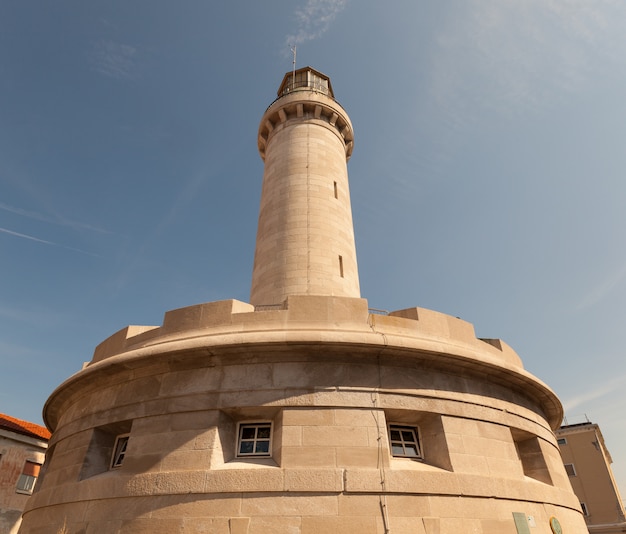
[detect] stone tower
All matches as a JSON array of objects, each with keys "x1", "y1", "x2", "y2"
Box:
[
  {"x1": 251, "y1": 67, "x2": 359, "y2": 305},
  {"x1": 19, "y1": 68, "x2": 588, "y2": 534}
]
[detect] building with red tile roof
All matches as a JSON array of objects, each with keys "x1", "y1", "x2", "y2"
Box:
[
  {"x1": 0, "y1": 413, "x2": 49, "y2": 534},
  {"x1": 0, "y1": 414, "x2": 51, "y2": 441}
]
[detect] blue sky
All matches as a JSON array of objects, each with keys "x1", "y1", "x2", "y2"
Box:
[{"x1": 2, "y1": 0, "x2": 626, "y2": 491}]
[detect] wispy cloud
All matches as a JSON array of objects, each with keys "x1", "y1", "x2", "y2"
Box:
[
  {"x1": 0, "y1": 340, "x2": 46, "y2": 361},
  {"x1": 285, "y1": 0, "x2": 348, "y2": 47},
  {"x1": 0, "y1": 227, "x2": 56, "y2": 245},
  {"x1": 111, "y1": 168, "x2": 213, "y2": 293},
  {"x1": 90, "y1": 40, "x2": 138, "y2": 80},
  {"x1": 563, "y1": 372, "x2": 626, "y2": 412},
  {"x1": 0, "y1": 227, "x2": 100, "y2": 257},
  {"x1": 0, "y1": 202, "x2": 112, "y2": 234},
  {"x1": 428, "y1": 0, "x2": 626, "y2": 121},
  {"x1": 574, "y1": 261, "x2": 626, "y2": 311},
  {"x1": 0, "y1": 305, "x2": 68, "y2": 327}
]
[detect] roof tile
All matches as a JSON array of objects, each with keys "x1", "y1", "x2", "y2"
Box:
[{"x1": 0, "y1": 413, "x2": 51, "y2": 440}]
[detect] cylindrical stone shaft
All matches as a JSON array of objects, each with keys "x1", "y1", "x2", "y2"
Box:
[{"x1": 250, "y1": 69, "x2": 359, "y2": 306}]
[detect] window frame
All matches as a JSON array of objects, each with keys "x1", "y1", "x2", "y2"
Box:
[
  {"x1": 388, "y1": 424, "x2": 423, "y2": 459},
  {"x1": 15, "y1": 461, "x2": 42, "y2": 495},
  {"x1": 236, "y1": 421, "x2": 273, "y2": 458},
  {"x1": 580, "y1": 502, "x2": 589, "y2": 516},
  {"x1": 110, "y1": 434, "x2": 130, "y2": 469},
  {"x1": 16, "y1": 474, "x2": 37, "y2": 494},
  {"x1": 557, "y1": 437, "x2": 567, "y2": 445},
  {"x1": 564, "y1": 463, "x2": 577, "y2": 477}
]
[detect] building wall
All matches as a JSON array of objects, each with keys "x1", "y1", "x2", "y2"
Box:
[
  {"x1": 557, "y1": 423, "x2": 626, "y2": 532},
  {"x1": 0, "y1": 431, "x2": 47, "y2": 534},
  {"x1": 20, "y1": 297, "x2": 587, "y2": 534}
]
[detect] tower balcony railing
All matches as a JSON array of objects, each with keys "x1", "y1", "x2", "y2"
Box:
[
  {"x1": 280, "y1": 79, "x2": 331, "y2": 97},
  {"x1": 561, "y1": 414, "x2": 592, "y2": 427},
  {"x1": 254, "y1": 303, "x2": 287, "y2": 312},
  {"x1": 266, "y1": 81, "x2": 341, "y2": 111}
]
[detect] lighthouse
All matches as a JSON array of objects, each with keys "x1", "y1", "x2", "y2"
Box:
[
  {"x1": 19, "y1": 68, "x2": 587, "y2": 534},
  {"x1": 251, "y1": 67, "x2": 359, "y2": 305}
]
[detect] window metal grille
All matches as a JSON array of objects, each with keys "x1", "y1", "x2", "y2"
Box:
[
  {"x1": 389, "y1": 425, "x2": 422, "y2": 458},
  {"x1": 111, "y1": 434, "x2": 130, "y2": 468},
  {"x1": 237, "y1": 423, "x2": 271, "y2": 457},
  {"x1": 16, "y1": 461, "x2": 41, "y2": 494}
]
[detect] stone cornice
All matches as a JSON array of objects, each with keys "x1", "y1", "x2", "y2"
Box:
[
  {"x1": 44, "y1": 297, "x2": 562, "y2": 432},
  {"x1": 258, "y1": 91, "x2": 354, "y2": 161}
]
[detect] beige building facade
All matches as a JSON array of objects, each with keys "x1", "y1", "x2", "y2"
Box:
[
  {"x1": 19, "y1": 68, "x2": 588, "y2": 534},
  {"x1": 557, "y1": 421, "x2": 626, "y2": 533},
  {"x1": 0, "y1": 414, "x2": 49, "y2": 534}
]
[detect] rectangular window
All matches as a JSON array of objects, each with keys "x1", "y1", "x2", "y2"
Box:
[
  {"x1": 333, "y1": 181, "x2": 338, "y2": 199},
  {"x1": 580, "y1": 502, "x2": 589, "y2": 516},
  {"x1": 557, "y1": 437, "x2": 567, "y2": 445},
  {"x1": 389, "y1": 424, "x2": 422, "y2": 459},
  {"x1": 293, "y1": 70, "x2": 307, "y2": 89},
  {"x1": 338, "y1": 255, "x2": 344, "y2": 278},
  {"x1": 16, "y1": 461, "x2": 42, "y2": 494},
  {"x1": 564, "y1": 463, "x2": 576, "y2": 476},
  {"x1": 513, "y1": 433, "x2": 553, "y2": 485},
  {"x1": 111, "y1": 434, "x2": 130, "y2": 468},
  {"x1": 237, "y1": 422, "x2": 272, "y2": 457}
]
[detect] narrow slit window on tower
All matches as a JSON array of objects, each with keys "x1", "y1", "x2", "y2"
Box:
[
  {"x1": 338, "y1": 255, "x2": 344, "y2": 277},
  {"x1": 333, "y1": 181, "x2": 338, "y2": 199}
]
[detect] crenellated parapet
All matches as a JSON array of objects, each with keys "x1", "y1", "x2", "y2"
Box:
[
  {"x1": 47, "y1": 295, "x2": 562, "y2": 431},
  {"x1": 88, "y1": 297, "x2": 522, "y2": 369}
]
